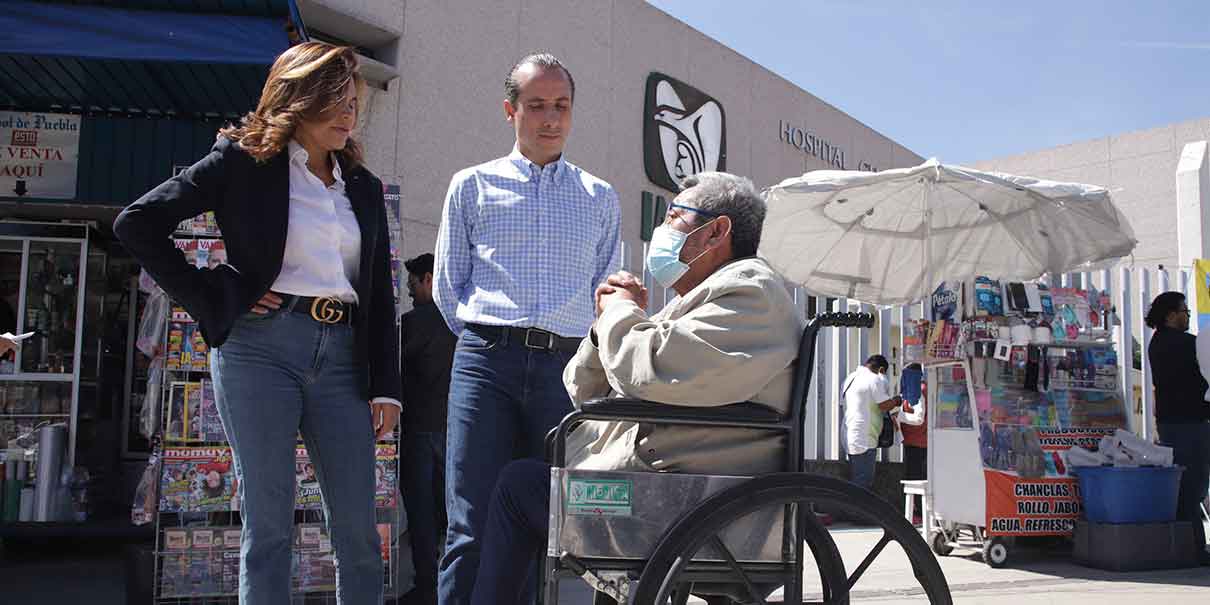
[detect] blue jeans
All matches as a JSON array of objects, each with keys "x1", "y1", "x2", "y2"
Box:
[
  {"x1": 471, "y1": 459, "x2": 550, "y2": 605},
  {"x1": 847, "y1": 449, "x2": 877, "y2": 491},
  {"x1": 399, "y1": 432, "x2": 446, "y2": 605},
  {"x1": 1157, "y1": 421, "x2": 1210, "y2": 561},
  {"x1": 437, "y1": 326, "x2": 576, "y2": 605},
  {"x1": 211, "y1": 310, "x2": 382, "y2": 604}
]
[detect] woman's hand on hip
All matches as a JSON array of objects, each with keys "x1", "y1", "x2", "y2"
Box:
[
  {"x1": 251, "y1": 292, "x2": 283, "y2": 314},
  {"x1": 371, "y1": 402, "x2": 400, "y2": 441}
]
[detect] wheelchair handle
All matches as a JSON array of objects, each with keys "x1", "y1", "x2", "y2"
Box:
[{"x1": 810, "y1": 311, "x2": 875, "y2": 329}]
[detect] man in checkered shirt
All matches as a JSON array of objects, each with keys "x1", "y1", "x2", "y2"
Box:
[{"x1": 432, "y1": 52, "x2": 622, "y2": 605}]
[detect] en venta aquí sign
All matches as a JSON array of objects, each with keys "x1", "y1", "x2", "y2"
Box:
[{"x1": 0, "y1": 111, "x2": 81, "y2": 199}]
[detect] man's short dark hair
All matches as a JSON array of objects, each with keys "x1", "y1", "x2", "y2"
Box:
[
  {"x1": 865, "y1": 355, "x2": 890, "y2": 372},
  {"x1": 505, "y1": 52, "x2": 575, "y2": 105},
  {"x1": 404, "y1": 253, "x2": 434, "y2": 277}
]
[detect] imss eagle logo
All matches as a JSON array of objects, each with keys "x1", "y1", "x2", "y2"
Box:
[{"x1": 642, "y1": 73, "x2": 726, "y2": 192}]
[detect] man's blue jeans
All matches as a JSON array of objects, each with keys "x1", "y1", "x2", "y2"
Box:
[
  {"x1": 437, "y1": 325, "x2": 576, "y2": 605},
  {"x1": 470, "y1": 459, "x2": 550, "y2": 605},
  {"x1": 399, "y1": 431, "x2": 446, "y2": 605},
  {"x1": 211, "y1": 310, "x2": 382, "y2": 604},
  {"x1": 847, "y1": 449, "x2": 878, "y2": 491}
]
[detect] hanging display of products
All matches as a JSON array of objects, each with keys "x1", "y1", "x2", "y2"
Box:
[{"x1": 925, "y1": 276, "x2": 1130, "y2": 542}]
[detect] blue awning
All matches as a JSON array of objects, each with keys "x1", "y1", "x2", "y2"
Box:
[
  {"x1": 0, "y1": 1, "x2": 292, "y2": 117},
  {"x1": 0, "y1": 1, "x2": 289, "y2": 64}
]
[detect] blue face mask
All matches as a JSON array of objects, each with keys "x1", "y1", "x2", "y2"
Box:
[{"x1": 645, "y1": 204, "x2": 722, "y2": 288}]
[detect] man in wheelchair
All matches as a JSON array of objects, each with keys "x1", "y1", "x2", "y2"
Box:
[{"x1": 470, "y1": 172, "x2": 805, "y2": 604}]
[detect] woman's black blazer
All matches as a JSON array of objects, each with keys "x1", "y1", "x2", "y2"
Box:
[{"x1": 113, "y1": 136, "x2": 401, "y2": 402}]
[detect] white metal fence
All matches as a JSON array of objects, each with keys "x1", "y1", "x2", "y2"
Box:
[{"x1": 621, "y1": 242, "x2": 1185, "y2": 463}]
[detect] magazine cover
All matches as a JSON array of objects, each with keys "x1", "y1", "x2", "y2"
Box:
[
  {"x1": 293, "y1": 443, "x2": 397, "y2": 510},
  {"x1": 185, "y1": 382, "x2": 203, "y2": 441},
  {"x1": 294, "y1": 523, "x2": 336, "y2": 592},
  {"x1": 164, "y1": 308, "x2": 209, "y2": 372},
  {"x1": 375, "y1": 443, "x2": 397, "y2": 509},
  {"x1": 164, "y1": 382, "x2": 188, "y2": 441},
  {"x1": 159, "y1": 551, "x2": 190, "y2": 597},
  {"x1": 159, "y1": 447, "x2": 239, "y2": 512},
  {"x1": 193, "y1": 211, "x2": 221, "y2": 236},
  {"x1": 198, "y1": 380, "x2": 225, "y2": 441},
  {"x1": 295, "y1": 445, "x2": 323, "y2": 510},
  {"x1": 165, "y1": 320, "x2": 186, "y2": 371},
  {"x1": 163, "y1": 528, "x2": 190, "y2": 551},
  {"x1": 197, "y1": 239, "x2": 227, "y2": 269},
  {"x1": 377, "y1": 522, "x2": 392, "y2": 576},
  {"x1": 165, "y1": 382, "x2": 207, "y2": 441},
  {"x1": 174, "y1": 239, "x2": 197, "y2": 267}
]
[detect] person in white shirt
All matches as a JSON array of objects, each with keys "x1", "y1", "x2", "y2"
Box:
[{"x1": 842, "y1": 355, "x2": 900, "y2": 491}]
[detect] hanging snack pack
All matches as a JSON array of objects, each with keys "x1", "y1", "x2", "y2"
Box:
[
  {"x1": 974, "y1": 276, "x2": 1004, "y2": 316},
  {"x1": 931, "y1": 280, "x2": 962, "y2": 322}
]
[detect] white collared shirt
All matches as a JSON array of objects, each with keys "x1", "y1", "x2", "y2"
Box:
[
  {"x1": 271, "y1": 140, "x2": 361, "y2": 304},
  {"x1": 274, "y1": 141, "x2": 401, "y2": 411}
]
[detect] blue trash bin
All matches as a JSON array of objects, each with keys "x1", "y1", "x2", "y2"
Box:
[{"x1": 1073, "y1": 465, "x2": 1184, "y2": 524}]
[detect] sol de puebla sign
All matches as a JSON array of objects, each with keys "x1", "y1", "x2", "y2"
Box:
[{"x1": 0, "y1": 111, "x2": 81, "y2": 199}]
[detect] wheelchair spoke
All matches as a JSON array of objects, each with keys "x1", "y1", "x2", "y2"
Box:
[
  {"x1": 708, "y1": 535, "x2": 769, "y2": 604},
  {"x1": 847, "y1": 530, "x2": 893, "y2": 589}
]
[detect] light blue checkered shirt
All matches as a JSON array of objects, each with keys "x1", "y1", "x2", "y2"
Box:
[{"x1": 434, "y1": 147, "x2": 622, "y2": 337}]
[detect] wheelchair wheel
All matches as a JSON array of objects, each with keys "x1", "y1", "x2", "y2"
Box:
[{"x1": 632, "y1": 473, "x2": 952, "y2": 604}]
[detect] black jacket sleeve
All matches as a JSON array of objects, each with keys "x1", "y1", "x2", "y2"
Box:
[
  {"x1": 112, "y1": 138, "x2": 241, "y2": 330},
  {"x1": 367, "y1": 180, "x2": 402, "y2": 402}
]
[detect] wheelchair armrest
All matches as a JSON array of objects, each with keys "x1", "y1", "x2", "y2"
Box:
[{"x1": 549, "y1": 398, "x2": 789, "y2": 467}]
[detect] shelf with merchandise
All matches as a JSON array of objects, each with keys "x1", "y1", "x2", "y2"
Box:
[{"x1": 148, "y1": 221, "x2": 405, "y2": 603}]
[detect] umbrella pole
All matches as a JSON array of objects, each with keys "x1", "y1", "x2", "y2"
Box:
[{"x1": 923, "y1": 179, "x2": 933, "y2": 319}]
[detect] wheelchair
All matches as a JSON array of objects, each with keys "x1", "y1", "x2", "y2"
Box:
[{"x1": 541, "y1": 312, "x2": 952, "y2": 604}]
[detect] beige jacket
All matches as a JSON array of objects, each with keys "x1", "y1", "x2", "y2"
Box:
[{"x1": 563, "y1": 257, "x2": 804, "y2": 476}]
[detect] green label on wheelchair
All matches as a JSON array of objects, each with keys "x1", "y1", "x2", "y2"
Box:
[{"x1": 566, "y1": 478, "x2": 633, "y2": 516}]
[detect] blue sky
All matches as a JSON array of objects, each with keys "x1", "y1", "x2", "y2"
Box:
[{"x1": 647, "y1": 0, "x2": 1210, "y2": 164}]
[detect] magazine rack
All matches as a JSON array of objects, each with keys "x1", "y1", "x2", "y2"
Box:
[{"x1": 149, "y1": 214, "x2": 404, "y2": 603}]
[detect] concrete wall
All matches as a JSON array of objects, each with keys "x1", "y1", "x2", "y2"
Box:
[
  {"x1": 971, "y1": 117, "x2": 1210, "y2": 271},
  {"x1": 347, "y1": 0, "x2": 922, "y2": 311}
]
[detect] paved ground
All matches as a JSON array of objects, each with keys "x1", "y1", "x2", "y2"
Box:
[{"x1": 3, "y1": 525, "x2": 1208, "y2": 603}]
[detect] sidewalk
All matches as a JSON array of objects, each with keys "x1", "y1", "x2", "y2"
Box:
[
  {"x1": 774, "y1": 526, "x2": 1210, "y2": 604},
  {"x1": 4, "y1": 527, "x2": 1208, "y2": 603}
]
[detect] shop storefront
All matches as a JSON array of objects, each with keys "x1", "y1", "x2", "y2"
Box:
[{"x1": 0, "y1": 0, "x2": 294, "y2": 537}]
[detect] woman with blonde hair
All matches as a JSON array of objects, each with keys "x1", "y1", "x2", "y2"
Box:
[{"x1": 115, "y1": 42, "x2": 401, "y2": 602}]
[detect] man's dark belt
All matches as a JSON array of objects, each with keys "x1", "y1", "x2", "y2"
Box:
[
  {"x1": 288, "y1": 295, "x2": 356, "y2": 325},
  {"x1": 468, "y1": 323, "x2": 581, "y2": 354}
]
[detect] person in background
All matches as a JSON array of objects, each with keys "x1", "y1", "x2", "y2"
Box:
[
  {"x1": 432, "y1": 52, "x2": 622, "y2": 604},
  {"x1": 397, "y1": 253, "x2": 456, "y2": 605},
  {"x1": 898, "y1": 362, "x2": 927, "y2": 525},
  {"x1": 1146, "y1": 291, "x2": 1210, "y2": 565},
  {"x1": 842, "y1": 355, "x2": 900, "y2": 492},
  {"x1": 114, "y1": 43, "x2": 401, "y2": 602}
]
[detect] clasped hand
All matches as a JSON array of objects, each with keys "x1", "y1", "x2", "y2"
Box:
[{"x1": 595, "y1": 271, "x2": 648, "y2": 317}]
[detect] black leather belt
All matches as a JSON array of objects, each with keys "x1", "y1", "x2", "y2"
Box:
[
  {"x1": 288, "y1": 295, "x2": 356, "y2": 325},
  {"x1": 468, "y1": 324, "x2": 581, "y2": 354}
]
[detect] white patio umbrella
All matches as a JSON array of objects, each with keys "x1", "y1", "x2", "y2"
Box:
[{"x1": 759, "y1": 158, "x2": 1137, "y2": 306}]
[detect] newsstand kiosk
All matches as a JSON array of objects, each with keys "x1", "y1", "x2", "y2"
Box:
[{"x1": 919, "y1": 279, "x2": 1132, "y2": 567}]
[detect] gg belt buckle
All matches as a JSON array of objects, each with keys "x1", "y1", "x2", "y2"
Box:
[{"x1": 309, "y1": 296, "x2": 345, "y2": 325}]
